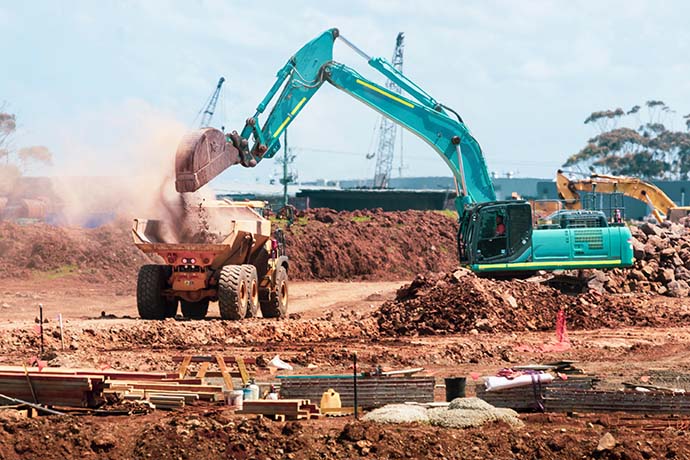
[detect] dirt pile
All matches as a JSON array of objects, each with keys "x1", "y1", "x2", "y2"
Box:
[
  {"x1": 0, "y1": 209, "x2": 457, "y2": 285},
  {"x1": 596, "y1": 220, "x2": 690, "y2": 297},
  {"x1": 1, "y1": 411, "x2": 689, "y2": 460},
  {"x1": 281, "y1": 208, "x2": 458, "y2": 281},
  {"x1": 375, "y1": 269, "x2": 687, "y2": 336},
  {"x1": 0, "y1": 220, "x2": 149, "y2": 284}
]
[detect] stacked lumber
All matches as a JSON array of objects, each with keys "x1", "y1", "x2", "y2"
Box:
[
  {"x1": 0, "y1": 366, "x2": 224, "y2": 410},
  {"x1": 0, "y1": 371, "x2": 104, "y2": 407},
  {"x1": 237, "y1": 399, "x2": 321, "y2": 421},
  {"x1": 104, "y1": 380, "x2": 224, "y2": 409}
]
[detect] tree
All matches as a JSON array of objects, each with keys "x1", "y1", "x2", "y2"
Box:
[
  {"x1": 564, "y1": 100, "x2": 690, "y2": 180},
  {"x1": 0, "y1": 102, "x2": 52, "y2": 173}
]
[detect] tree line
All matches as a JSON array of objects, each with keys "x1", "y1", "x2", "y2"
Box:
[{"x1": 564, "y1": 100, "x2": 690, "y2": 180}]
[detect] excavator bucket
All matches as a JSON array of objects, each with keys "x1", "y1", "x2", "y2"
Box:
[{"x1": 174, "y1": 128, "x2": 241, "y2": 193}]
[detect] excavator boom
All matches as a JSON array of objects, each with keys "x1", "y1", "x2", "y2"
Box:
[
  {"x1": 174, "y1": 28, "x2": 495, "y2": 207},
  {"x1": 174, "y1": 29, "x2": 634, "y2": 274}
]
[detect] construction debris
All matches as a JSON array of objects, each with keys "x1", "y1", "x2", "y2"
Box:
[{"x1": 598, "y1": 221, "x2": 690, "y2": 297}]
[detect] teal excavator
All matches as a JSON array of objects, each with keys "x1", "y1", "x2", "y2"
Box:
[{"x1": 174, "y1": 28, "x2": 633, "y2": 275}]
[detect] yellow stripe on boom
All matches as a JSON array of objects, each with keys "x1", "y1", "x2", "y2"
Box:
[
  {"x1": 355, "y1": 79, "x2": 414, "y2": 108},
  {"x1": 273, "y1": 97, "x2": 309, "y2": 138},
  {"x1": 291, "y1": 97, "x2": 307, "y2": 115},
  {"x1": 273, "y1": 116, "x2": 291, "y2": 138}
]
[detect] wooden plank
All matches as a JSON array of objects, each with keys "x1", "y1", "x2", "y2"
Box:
[
  {"x1": 147, "y1": 393, "x2": 198, "y2": 403},
  {"x1": 196, "y1": 363, "x2": 210, "y2": 379},
  {"x1": 235, "y1": 356, "x2": 250, "y2": 385},
  {"x1": 172, "y1": 356, "x2": 259, "y2": 365},
  {"x1": 0, "y1": 366, "x2": 168, "y2": 380},
  {"x1": 215, "y1": 354, "x2": 233, "y2": 391},
  {"x1": 125, "y1": 383, "x2": 223, "y2": 393},
  {"x1": 178, "y1": 356, "x2": 192, "y2": 379}
]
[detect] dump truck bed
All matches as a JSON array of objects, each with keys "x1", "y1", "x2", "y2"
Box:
[{"x1": 132, "y1": 200, "x2": 271, "y2": 269}]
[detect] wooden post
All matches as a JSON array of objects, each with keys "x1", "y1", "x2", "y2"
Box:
[
  {"x1": 38, "y1": 304, "x2": 44, "y2": 356},
  {"x1": 58, "y1": 314, "x2": 65, "y2": 351},
  {"x1": 353, "y1": 352, "x2": 358, "y2": 420}
]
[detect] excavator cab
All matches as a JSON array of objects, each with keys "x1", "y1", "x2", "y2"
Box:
[{"x1": 458, "y1": 201, "x2": 533, "y2": 266}]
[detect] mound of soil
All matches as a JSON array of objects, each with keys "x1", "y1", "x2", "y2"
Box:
[
  {"x1": 280, "y1": 209, "x2": 458, "y2": 281},
  {"x1": 0, "y1": 209, "x2": 457, "y2": 285},
  {"x1": 2, "y1": 410, "x2": 689, "y2": 460},
  {"x1": 375, "y1": 269, "x2": 688, "y2": 336},
  {"x1": 0, "y1": 220, "x2": 149, "y2": 284}
]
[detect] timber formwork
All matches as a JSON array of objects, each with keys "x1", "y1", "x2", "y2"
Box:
[{"x1": 278, "y1": 375, "x2": 435, "y2": 409}]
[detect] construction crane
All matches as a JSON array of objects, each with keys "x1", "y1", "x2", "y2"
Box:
[
  {"x1": 367, "y1": 32, "x2": 405, "y2": 189},
  {"x1": 197, "y1": 77, "x2": 226, "y2": 128}
]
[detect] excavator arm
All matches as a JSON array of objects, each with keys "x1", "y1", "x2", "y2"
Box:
[
  {"x1": 175, "y1": 28, "x2": 495, "y2": 207},
  {"x1": 556, "y1": 170, "x2": 688, "y2": 222},
  {"x1": 174, "y1": 28, "x2": 635, "y2": 274}
]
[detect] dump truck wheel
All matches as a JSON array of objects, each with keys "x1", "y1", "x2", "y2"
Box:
[
  {"x1": 181, "y1": 300, "x2": 209, "y2": 320},
  {"x1": 164, "y1": 298, "x2": 178, "y2": 318},
  {"x1": 218, "y1": 265, "x2": 248, "y2": 320},
  {"x1": 137, "y1": 264, "x2": 173, "y2": 320},
  {"x1": 260, "y1": 266, "x2": 288, "y2": 318},
  {"x1": 242, "y1": 265, "x2": 260, "y2": 318}
]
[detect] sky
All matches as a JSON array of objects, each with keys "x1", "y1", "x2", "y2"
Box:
[{"x1": 2, "y1": 0, "x2": 690, "y2": 190}]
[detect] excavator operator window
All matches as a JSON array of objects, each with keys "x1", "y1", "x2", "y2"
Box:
[
  {"x1": 506, "y1": 204, "x2": 532, "y2": 256},
  {"x1": 476, "y1": 208, "x2": 508, "y2": 260}
]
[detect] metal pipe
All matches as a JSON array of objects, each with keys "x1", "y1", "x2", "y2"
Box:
[
  {"x1": 454, "y1": 145, "x2": 468, "y2": 198},
  {"x1": 0, "y1": 393, "x2": 65, "y2": 416},
  {"x1": 337, "y1": 35, "x2": 371, "y2": 61}
]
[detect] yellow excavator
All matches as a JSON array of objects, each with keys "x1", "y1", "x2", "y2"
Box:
[{"x1": 556, "y1": 170, "x2": 690, "y2": 223}]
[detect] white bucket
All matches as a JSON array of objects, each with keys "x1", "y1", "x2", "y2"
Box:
[{"x1": 225, "y1": 390, "x2": 245, "y2": 409}]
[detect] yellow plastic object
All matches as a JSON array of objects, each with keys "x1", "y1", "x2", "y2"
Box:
[{"x1": 320, "y1": 388, "x2": 342, "y2": 409}]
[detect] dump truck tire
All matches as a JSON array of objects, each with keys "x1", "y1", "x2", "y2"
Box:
[
  {"x1": 218, "y1": 265, "x2": 248, "y2": 320},
  {"x1": 181, "y1": 299, "x2": 209, "y2": 320},
  {"x1": 260, "y1": 266, "x2": 288, "y2": 318},
  {"x1": 241, "y1": 265, "x2": 260, "y2": 318},
  {"x1": 137, "y1": 265, "x2": 173, "y2": 320},
  {"x1": 164, "y1": 298, "x2": 178, "y2": 318}
]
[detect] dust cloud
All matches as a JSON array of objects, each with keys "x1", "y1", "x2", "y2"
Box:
[{"x1": 49, "y1": 99, "x2": 221, "y2": 238}]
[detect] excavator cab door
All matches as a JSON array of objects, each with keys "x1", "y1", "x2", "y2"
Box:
[{"x1": 460, "y1": 201, "x2": 533, "y2": 266}]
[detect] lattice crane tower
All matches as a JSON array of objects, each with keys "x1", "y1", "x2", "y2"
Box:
[{"x1": 371, "y1": 32, "x2": 404, "y2": 189}]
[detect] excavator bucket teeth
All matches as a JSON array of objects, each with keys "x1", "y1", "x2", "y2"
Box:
[{"x1": 174, "y1": 128, "x2": 241, "y2": 193}]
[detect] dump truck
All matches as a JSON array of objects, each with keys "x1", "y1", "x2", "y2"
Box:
[{"x1": 132, "y1": 200, "x2": 288, "y2": 320}]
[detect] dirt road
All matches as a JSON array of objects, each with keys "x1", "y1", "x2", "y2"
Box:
[
  {"x1": 2, "y1": 277, "x2": 690, "y2": 459},
  {"x1": 0, "y1": 279, "x2": 402, "y2": 322}
]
